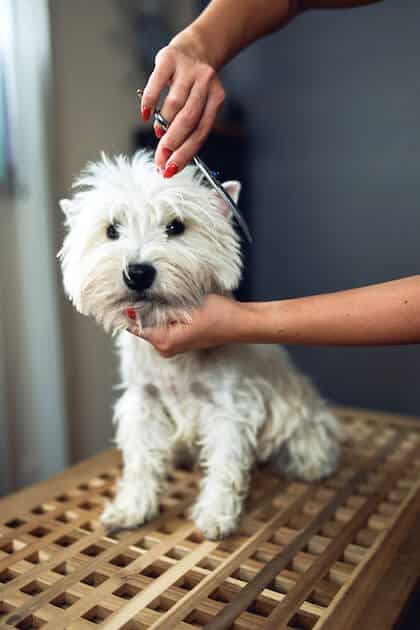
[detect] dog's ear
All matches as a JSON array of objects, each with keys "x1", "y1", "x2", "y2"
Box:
[
  {"x1": 59, "y1": 198, "x2": 78, "y2": 224},
  {"x1": 215, "y1": 181, "x2": 241, "y2": 217},
  {"x1": 223, "y1": 181, "x2": 241, "y2": 203}
]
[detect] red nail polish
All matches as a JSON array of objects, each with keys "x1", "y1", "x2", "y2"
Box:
[
  {"x1": 163, "y1": 162, "x2": 178, "y2": 179},
  {"x1": 141, "y1": 106, "x2": 151, "y2": 122},
  {"x1": 154, "y1": 124, "x2": 165, "y2": 138},
  {"x1": 126, "y1": 307, "x2": 137, "y2": 321}
]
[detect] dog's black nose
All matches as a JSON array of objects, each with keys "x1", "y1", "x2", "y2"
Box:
[{"x1": 123, "y1": 263, "x2": 156, "y2": 292}]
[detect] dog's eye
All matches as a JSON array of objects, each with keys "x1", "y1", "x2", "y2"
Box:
[
  {"x1": 106, "y1": 223, "x2": 120, "y2": 240},
  {"x1": 165, "y1": 218, "x2": 185, "y2": 237}
]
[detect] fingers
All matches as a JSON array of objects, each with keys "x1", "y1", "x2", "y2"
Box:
[
  {"x1": 155, "y1": 78, "x2": 209, "y2": 170},
  {"x1": 126, "y1": 326, "x2": 174, "y2": 357},
  {"x1": 126, "y1": 324, "x2": 142, "y2": 338},
  {"x1": 164, "y1": 80, "x2": 225, "y2": 172},
  {"x1": 141, "y1": 326, "x2": 179, "y2": 358},
  {"x1": 159, "y1": 77, "x2": 194, "y2": 127},
  {"x1": 125, "y1": 309, "x2": 179, "y2": 357},
  {"x1": 141, "y1": 47, "x2": 176, "y2": 121},
  {"x1": 140, "y1": 43, "x2": 226, "y2": 176}
]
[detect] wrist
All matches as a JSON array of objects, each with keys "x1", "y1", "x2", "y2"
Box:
[
  {"x1": 169, "y1": 25, "x2": 213, "y2": 68},
  {"x1": 236, "y1": 300, "x2": 290, "y2": 344},
  {"x1": 169, "y1": 23, "x2": 225, "y2": 70},
  {"x1": 234, "y1": 301, "x2": 269, "y2": 343}
]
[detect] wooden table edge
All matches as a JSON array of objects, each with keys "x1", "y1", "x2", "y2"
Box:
[
  {"x1": 319, "y1": 482, "x2": 420, "y2": 630},
  {"x1": 333, "y1": 405, "x2": 420, "y2": 429}
]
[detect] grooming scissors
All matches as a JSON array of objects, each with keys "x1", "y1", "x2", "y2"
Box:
[{"x1": 137, "y1": 89, "x2": 252, "y2": 244}]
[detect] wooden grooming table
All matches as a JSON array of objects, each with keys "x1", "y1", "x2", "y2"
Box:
[{"x1": 0, "y1": 408, "x2": 420, "y2": 630}]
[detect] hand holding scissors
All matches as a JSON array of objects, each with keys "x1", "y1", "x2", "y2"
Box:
[{"x1": 137, "y1": 88, "x2": 252, "y2": 244}]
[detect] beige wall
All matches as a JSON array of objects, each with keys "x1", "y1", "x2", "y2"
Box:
[
  {"x1": 50, "y1": 0, "x2": 140, "y2": 461},
  {"x1": 50, "y1": 1, "x2": 195, "y2": 461}
]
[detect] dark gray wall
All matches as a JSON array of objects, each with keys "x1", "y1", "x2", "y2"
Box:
[{"x1": 223, "y1": 1, "x2": 420, "y2": 414}]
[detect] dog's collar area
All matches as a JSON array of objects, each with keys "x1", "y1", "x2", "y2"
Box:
[{"x1": 136, "y1": 89, "x2": 253, "y2": 245}]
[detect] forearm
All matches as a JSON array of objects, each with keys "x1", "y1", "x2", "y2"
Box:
[
  {"x1": 172, "y1": 0, "x2": 299, "y2": 69},
  {"x1": 171, "y1": 0, "x2": 382, "y2": 69},
  {"x1": 241, "y1": 276, "x2": 420, "y2": 346}
]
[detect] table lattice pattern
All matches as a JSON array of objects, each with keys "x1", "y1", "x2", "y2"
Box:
[{"x1": 1, "y1": 408, "x2": 420, "y2": 629}]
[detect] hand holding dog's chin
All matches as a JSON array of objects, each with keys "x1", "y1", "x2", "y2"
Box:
[{"x1": 129, "y1": 295, "x2": 253, "y2": 357}]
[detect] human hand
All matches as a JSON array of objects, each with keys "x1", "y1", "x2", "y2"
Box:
[
  {"x1": 140, "y1": 31, "x2": 225, "y2": 177},
  {"x1": 127, "y1": 295, "x2": 248, "y2": 357}
]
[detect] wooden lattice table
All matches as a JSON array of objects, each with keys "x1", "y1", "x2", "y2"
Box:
[{"x1": 1, "y1": 407, "x2": 420, "y2": 630}]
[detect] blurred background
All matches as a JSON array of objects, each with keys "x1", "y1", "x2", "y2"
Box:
[{"x1": 1, "y1": 0, "x2": 420, "y2": 495}]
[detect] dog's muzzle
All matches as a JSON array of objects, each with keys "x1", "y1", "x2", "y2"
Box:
[{"x1": 123, "y1": 263, "x2": 156, "y2": 293}]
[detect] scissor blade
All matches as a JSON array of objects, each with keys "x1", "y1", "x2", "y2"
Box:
[{"x1": 193, "y1": 156, "x2": 253, "y2": 244}]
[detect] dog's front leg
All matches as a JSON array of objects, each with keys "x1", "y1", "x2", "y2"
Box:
[
  {"x1": 101, "y1": 386, "x2": 173, "y2": 530},
  {"x1": 191, "y1": 413, "x2": 256, "y2": 540}
]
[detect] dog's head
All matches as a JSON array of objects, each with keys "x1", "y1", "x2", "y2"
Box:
[{"x1": 58, "y1": 151, "x2": 242, "y2": 332}]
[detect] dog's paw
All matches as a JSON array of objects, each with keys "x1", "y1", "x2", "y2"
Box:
[
  {"x1": 191, "y1": 506, "x2": 239, "y2": 540},
  {"x1": 100, "y1": 491, "x2": 159, "y2": 531},
  {"x1": 190, "y1": 494, "x2": 242, "y2": 540},
  {"x1": 100, "y1": 502, "x2": 145, "y2": 531}
]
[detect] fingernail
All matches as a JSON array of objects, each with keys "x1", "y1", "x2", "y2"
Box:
[
  {"x1": 154, "y1": 124, "x2": 165, "y2": 138},
  {"x1": 163, "y1": 162, "x2": 178, "y2": 179},
  {"x1": 126, "y1": 307, "x2": 137, "y2": 321},
  {"x1": 141, "y1": 106, "x2": 151, "y2": 122}
]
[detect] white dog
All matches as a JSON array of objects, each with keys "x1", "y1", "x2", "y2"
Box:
[{"x1": 59, "y1": 151, "x2": 339, "y2": 540}]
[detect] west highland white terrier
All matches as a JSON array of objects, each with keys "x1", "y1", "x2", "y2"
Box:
[{"x1": 59, "y1": 151, "x2": 339, "y2": 540}]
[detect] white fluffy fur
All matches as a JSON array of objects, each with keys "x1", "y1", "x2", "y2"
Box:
[{"x1": 59, "y1": 151, "x2": 340, "y2": 540}]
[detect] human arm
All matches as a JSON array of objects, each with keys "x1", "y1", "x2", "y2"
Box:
[
  {"x1": 171, "y1": 0, "x2": 380, "y2": 71},
  {"x1": 140, "y1": 0, "x2": 383, "y2": 174},
  {"x1": 133, "y1": 276, "x2": 420, "y2": 357}
]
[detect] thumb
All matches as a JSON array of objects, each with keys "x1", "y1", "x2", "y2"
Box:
[{"x1": 141, "y1": 326, "x2": 168, "y2": 344}]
